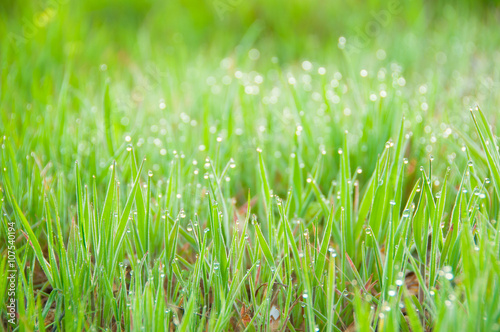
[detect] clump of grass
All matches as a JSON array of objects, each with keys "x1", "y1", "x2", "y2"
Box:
[
  {"x1": 1, "y1": 107, "x2": 500, "y2": 331},
  {"x1": 1, "y1": 2, "x2": 500, "y2": 330}
]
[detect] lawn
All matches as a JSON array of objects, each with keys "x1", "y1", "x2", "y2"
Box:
[{"x1": 1, "y1": 0, "x2": 500, "y2": 331}]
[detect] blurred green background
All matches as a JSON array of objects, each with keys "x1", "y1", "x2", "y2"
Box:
[{"x1": 1, "y1": 0, "x2": 500, "y2": 203}]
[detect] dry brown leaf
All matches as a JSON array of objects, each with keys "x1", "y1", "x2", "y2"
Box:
[
  {"x1": 405, "y1": 272, "x2": 420, "y2": 297},
  {"x1": 344, "y1": 322, "x2": 356, "y2": 332},
  {"x1": 44, "y1": 308, "x2": 56, "y2": 326},
  {"x1": 269, "y1": 305, "x2": 281, "y2": 331},
  {"x1": 240, "y1": 303, "x2": 252, "y2": 327}
]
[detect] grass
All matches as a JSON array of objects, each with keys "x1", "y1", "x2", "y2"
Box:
[{"x1": 1, "y1": 0, "x2": 500, "y2": 331}]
